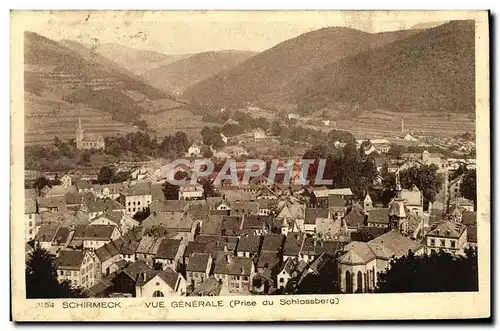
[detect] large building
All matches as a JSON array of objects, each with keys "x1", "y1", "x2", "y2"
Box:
[{"x1": 76, "y1": 119, "x2": 105, "y2": 150}]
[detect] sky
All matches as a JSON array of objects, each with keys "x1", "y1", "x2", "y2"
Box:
[{"x1": 14, "y1": 11, "x2": 463, "y2": 55}]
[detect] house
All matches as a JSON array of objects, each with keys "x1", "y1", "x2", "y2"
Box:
[
  {"x1": 344, "y1": 206, "x2": 366, "y2": 235},
  {"x1": 37, "y1": 196, "x2": 67, "y2": 212},
  {"x1": 143, "y1": 210, "x2": 201, "y2": 243},
  {"x1": 79, "y1": 198, "x2": 125, "y2": 222},
  {"x1": 363, "y1": 194, "x2": 373, "y2": 212},
  {"x1": 95, "y1": 238, "x2": 124, "y2": 277},
  {"x1": 366, "y1": 208, "x2": 390, "y2": 228},
  {"x1": 401, "y1": 185, "x2": 424, "y2": 216},
  {"x1": 70, "y1": 224, "x2": 121, "y2": 250},
  {"x1": 213, "y1": 253, "x2": 255, "y2": 294},
  {"x1": 236, "y1": 234, "x2": 262, "y2": 258},
  {"x1": 327, "y1": 195, "x2": 348, "y2": 218},
  {"x1": 75, "y1": 180, "x2": 93, "y2": 193},
  {"x1": 35, "y1": 224, "x2": 71, "y2": 253},
  {"x1": 154, "y1": 238, "x2": 186, "y2": 271},
  {"x1": 56, "y1": 249, "x2": 98, "y2": 289},
  {"x1": 135, "y1": 267, "x2": 186, "y2": 297},
  {"x1": 256, "y1": 199, "x2": 273, "y2": 216},
  {"x1": 277, "y1": 257, "x2": 300, "y2": 290},
  {"x1": 261, "y1": 233, "x2": 285, "y2": 253},
  {"x1": 240, "y1": 215, "x2": 275, "y2": 235},
  {"x1": 276, "y1": 202, "x2": 305, "y2": 232},
  {"x1": 178, "y1": 183, "x2": 204, "y2": 200},
  {"x1": 298, "y1": 237, "x2": 317, "y2": 263},
  {"x1": 425, "y1": 220, "x2": 468, "y2": 256},
  {"x1": 91, "y1": 183, "x2": 123, "y2": 200},
  {"x1": 135, "y1": 236, "x2": 163, "y2": 267},
  {"x1": 316, "y1": 216, "x2": 347, "y2": 241},
  {"x1": 42, "y1": 184, "x2": 78, "y2": 197},
  {"x1": 230, "y1": 201, "x2": 259, "y2": 216},
  {"x1": 89, "y1": 211, "x2": 139, "y2": 236},
  {"x1": 25, "y1": 197, "x2": 39, "y2": 242},
  {"x1": 119, "y1": 184, "x2": 153, "y2": 216},
  {"x1": 304, "y1": 208, "x2": 329, "y2": 233},
  {"x1": 189, "y1": 276, "x2": 230, "y2": 296},
  {"x1": 253, "y1": 128, "x2": 266, "y2": 140},
  {"x1": 282, "y1": 232, "x2": 305, "y2": 261},
  {"x1": 256, "y1": 251, "x2": 281, "y2": 277},
  {"x1": 185, "y1": 252, "x2": 213, "y2": 291},
  {"x1": 112, "y1": 260, "x2": 152, "y2": 297},
  {"x1": 337, "y1": 230, "x2": 424, "y2": 293}
]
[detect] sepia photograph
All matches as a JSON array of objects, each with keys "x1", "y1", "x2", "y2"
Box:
[{"x1": 10, "y1": 10, "x2": 490, "y2": 321}]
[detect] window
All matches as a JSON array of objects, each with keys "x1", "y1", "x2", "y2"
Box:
[
  {"x1": 153, "y1": 290, "x2": 164, "y2": 297},
  {"x1": 450, "y1": 241, "x2": 456, "y2": 248},
  {"x1": 128, "y1": 202, "x2": 131, "y2": 206},
  {"x1": 430, "y1": 239, "x2": 435, "y2": 246},
  {"x1": 138, "y1": 201, "x2": 141, "y2": 205},
  {"x1": 133, "y1": 208, "x2": 136, "y2": 212},
  {"x1": 29, "y1": 229, "x2": 32, "y2": 234},
  {"x1": 133, "y1": 202, "x2": 136, "y2": 205},
  {"x1": 243, "y1": 276, "x2": 248, "y2": 281},
  {"x1": 28, "y1": 214, "x2": 32, "y2": 219},
  {"x1": 128, "y1": 208, "x2": 131, "y2": 212},
  {"x1": 440, "y1": 240, "x2": 446, "y2": 247}
]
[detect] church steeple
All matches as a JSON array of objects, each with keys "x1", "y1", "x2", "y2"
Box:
[{"x1": 395, "y1": 169, "x2": 402, "y2": 198}]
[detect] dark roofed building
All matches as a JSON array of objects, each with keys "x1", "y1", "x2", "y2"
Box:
[
  {"x1": 366, "y1": 208, "x2": 390, "y2": 228},
  {"x1": 261, "y1": 233, "x2": 285, "y2": 253},
  {"x1": 283, "y1": 232, "x2": 305, "y2": 259},
  {"x1": 155, "y1": 238, "x2": 184, "y2": 270},
  {"x1": 236, "y1": 234, "x2": 262, "y2": 258},
  {"x1": 213, "y1": 254, "x2": 255, "y2": 294}
]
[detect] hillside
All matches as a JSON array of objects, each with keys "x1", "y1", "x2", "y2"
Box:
[
  {"x1": 293, "y1": 20, "x2": 475, "y2": 114},
  {"x1": 141, "y1": 50, "x2": 257, "y2": 94},
  {"x1": 84, "y1": 42, "x2": 192, "y2": 76},
  {"x1": 183, "y1": 27, "x2": 419, "y2": 109},
  {"x1": 24, "y1": 32, "x2": 187, "y2": 144}
]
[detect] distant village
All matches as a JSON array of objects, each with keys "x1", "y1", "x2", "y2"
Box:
[{"x1": 24, "y1": 115, "x2": 477, "y2": 297}]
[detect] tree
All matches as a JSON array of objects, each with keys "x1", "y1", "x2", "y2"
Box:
[
  {"x1": 26, "y1": 244, "x2": 87, "y2": 298},
  {"x1": 201, "y1": 179, "x2": 216, "y2": 199},
  {"x1": 460, "y1": 169, "x2": 477, "y2": 210},
  {"x1": 133, "y1": 207, "x2": 151, "y2": 223},
  {"x1": 376, "y1": 248, "x2": 478, "y2": 293},
  {"x1": 399, "y1": 165, "x2": 444, "y2": 203},
  {"x1": 97, "y1": 166, "x2": 114, "y2": 184}
]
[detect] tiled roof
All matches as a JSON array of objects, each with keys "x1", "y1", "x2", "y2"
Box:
[
  {"x1": 155, "y1": 239, "x2": 182, "y2": 260},
  {"x1": 37, "y1": 196, "x2": 66, "y2": 209},
  {"x1": 236, "y1": 234, "x2": 262, "y2": 253},
  {"x1": 261, "y1": 233, "x2": 284, "y2": 253},
  {"x1": 304, "y1": 208, "x2": 329, "y2": 225},
  {"x1": 56, "y1": 249, "x2": 84, "y2": 270},
  {"x1": 344, "y1": 207, "x2": 366, "y2": 227},
  {"x1": 72, "y1": 224, "x2": 117, "y2": 240},
  {"x1": 189, "y1": 276, "x2": 223, "y2": 296},
  {"x1": 183, "y1": 241, "x2": 209, "y2": 257},
  {"x1": 230, "y1": 202, "x2": 259, "y2": 216},
  {"x1": 136, "y1": 236, "x2": 163, "y2": 255},
  {"x1": 283, "y1": 232, "x2": 304, "y2": 256},
  {"x1": 366, "y1": 208, "x2": 389, "y2": 224},
  {"x1": 157, "y1": 267, "x2": 181, "y2": 291},
  {"x1": 426, "y1": 221, "x2": 466, "y2": 239},
  {"x1": 370, "y1": 229, "x2": 424, "y2": 257},
  {"x1": 35, "y1": 224, "x2": 59, "y2": 242},
  {"x1": 186, "y1": 252, "x2": 211, "y2": 272},
  {"x1": 213, "y1": 254, "x2": 253, "y2": 276},
  {"x1": 242, "y1": 215, "x2": 273, "y2": 230},
  {"x1": 257, "y1": 251, "x2": 280, "y2": 270},
  {"x1": 328, "y1": 195, "x2": 347, "y2": 208}
]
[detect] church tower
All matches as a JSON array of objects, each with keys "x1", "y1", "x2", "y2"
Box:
[
  {"x1": 389, "y1": 169, "x2": 408, "y2": 234},
  {"x1": 76, "y1": 118, "x2": 84, "y2": 149}
]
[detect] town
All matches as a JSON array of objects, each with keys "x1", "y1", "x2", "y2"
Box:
[{"x1": 24, "y1": 116, "x2": 478, "y2": 298}]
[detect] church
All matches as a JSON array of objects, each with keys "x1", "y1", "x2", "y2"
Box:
[{"x1": 76, "y1": 119, "x2": 105, "y2": 150}]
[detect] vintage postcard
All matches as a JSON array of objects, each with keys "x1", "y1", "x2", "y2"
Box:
[{"x1": 11, "y1": 10, "x2": 490, "y2": 321}]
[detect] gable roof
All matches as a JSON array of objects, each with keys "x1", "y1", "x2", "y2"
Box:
[
  {"x1": 186, "y1": 252, "x2": 211, "y2": 272},
  {"x1": 213, "y1": 254, "x2": 254, "y2": 276},
  {"x1": 305, "y1": 208, "x2": 329, "y2": 224},
  {"x1": 72, "y1": 224, "x2": 117, "y2": 241},
  {"x1": 155, "y1": 239, "x2": 182, "y2": 260},
  {"x1": 56, "y1": 250, "x2": 85, "y2": 270},
  {"x1": 426, "y1": 221, "x2": 467, "y2": 239},
  {"x1": 283, "y1": 232, "x2": 304, "y2": 256},
  {"x1": 344, "y1": 207, "x2": 366, "y2": 228},
  {"x1": 366, "y1": 208, "x2": 389, "y2": 224},
  {"x1": 261, "y1": 233, "x2": 285, "y2": 253},
  {"x1": 236, "y1": 234, "x2": 262, "y2": 253}
]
